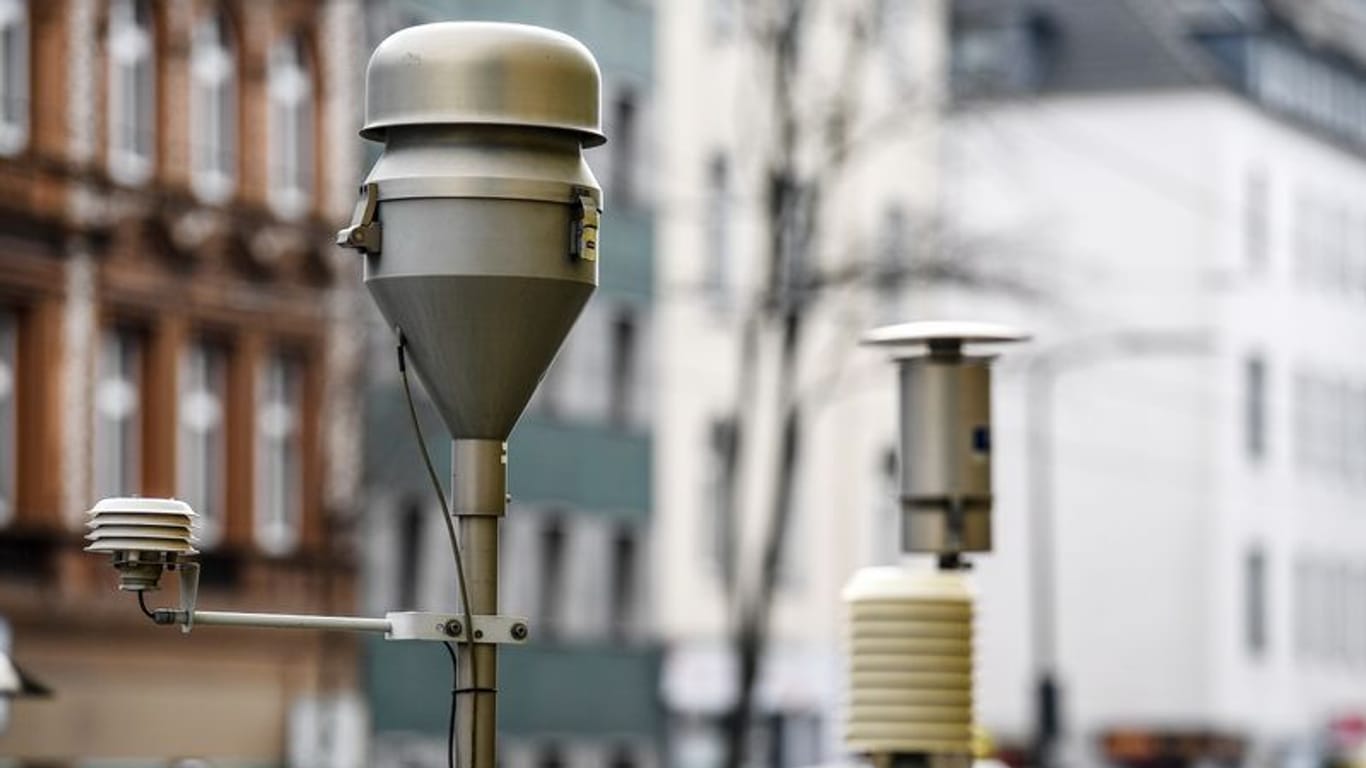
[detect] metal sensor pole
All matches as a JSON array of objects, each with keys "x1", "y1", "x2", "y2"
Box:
[
  {"x1": 452, "y1": 439, "x2": 506, "y2": 768},
  {"x1": 337, "y1": 23, "x2": 606, "y2": 768}
]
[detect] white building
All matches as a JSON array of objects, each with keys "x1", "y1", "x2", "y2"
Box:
[
  {"x1": 660, "y1": 0, "x2": 1366, "y2": 767},
  {"x1": 655, "y1": 1, "x2": 951, "y2": 766},
  {"x1": 942, "y1": 0, "x2": 1366, "y2": 765}
]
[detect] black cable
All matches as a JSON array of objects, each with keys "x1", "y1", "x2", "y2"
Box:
[
  {"x1": 442, "y1": 641, "x2": 458, "y2": 768},
  {"x1": 136, "y1": 590, "x2": 155, "y2": 620},
  {"x1": 398, "y1": 333, "x2": 477, "y2": 768}
]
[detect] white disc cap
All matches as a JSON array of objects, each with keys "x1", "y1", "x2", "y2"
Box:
[{"x1": 862, "y1": 321, "x2": 1029, "y2": 347}]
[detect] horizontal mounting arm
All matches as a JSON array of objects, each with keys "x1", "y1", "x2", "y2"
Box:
[
  {"x1": 153, "y1": 609, "x2": 391, "y2": 633},
  {"x1": 149, "y1": 608, "x2": 528, "y2": 644}
]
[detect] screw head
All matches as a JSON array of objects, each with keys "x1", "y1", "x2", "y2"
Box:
[
  {"x1": 443, "y1": 619, "x2": 463, "y2": 638},
  {"x1": 473, "y1": 629, "x2": 484, "y2": 640},
  {"x1": 511, "y1": 622, "x2": 528, "y2": 640}
]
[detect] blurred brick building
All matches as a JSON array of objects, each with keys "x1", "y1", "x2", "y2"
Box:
[{"x1": 0, "y1": 0, "x2": 367, "y2": 765}]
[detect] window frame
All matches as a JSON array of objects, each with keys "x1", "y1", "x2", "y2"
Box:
[
  {"x1": 267, "y1": 32, "x2": 314, "y2": 220},
  {"x1": 0, "y1": 0, "x2": 28, "y2": 156},
  {"x1": 705, "y1": 152, "x2": 731, "y2": 309},
  {"x1": 1244, "y1": 354, "x2": 1267, "y2": 463},
  {"x1": 0, "y1": 308, "x2": 15, "y2": 528},
  {"x1": 106, "y1": 0, "x2": 156, "y2": 185},
  {"x1": 609, "y1": 87, "x2": 638, "y2": 208},
  {"x1": 607, "y1": 524, "x2": 640, "y2": 641},
  {"x1": 1245, "y1": 546, "x2": 1267, "y2": 658},
  {"x1": 93, "y1": 323, "x2": 146, "y2": 501},
  {"x1": 607, "y1": 306, "x2": 639, "y2": 428},
  {"x1": 177, "y1": 336, "x2": 229, "y2": 547},
  {"x1": 536, "y1": 514, "x2": 567, "y2": 640},
  {"x1": 253, "y1": 350, "x2": 305, "y2": 556},
  {"x1": 190, "y1": 10, "x2": 237, "y2": 204}
]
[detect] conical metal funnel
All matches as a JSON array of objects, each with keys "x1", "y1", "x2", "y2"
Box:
[
  {"x1": 363, "y1": 190, "x2": 597, "y2": 438},
  {"x1": 341, "y1": 23, "x2": 604, "y2": 439}
]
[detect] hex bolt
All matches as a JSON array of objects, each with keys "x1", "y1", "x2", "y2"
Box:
[
  {"x1": 443, "y1": 619, "x2": 463, "y2": 638},
  {"x1": 511, "y1": 622, "x2": 529, "y2": 640}
]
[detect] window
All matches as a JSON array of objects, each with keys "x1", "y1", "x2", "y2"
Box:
[
  {"x1": 267, "y1": 33, "x2": 313, "y2": 219},
  {"x1": 876, "y1": 205, "x2": 909, "y2": 322},
  {"x1": 1327, "y1": 202, "x2": 1350, "y2": 288},
  {"x1": 0, "y1": 310, "x2": 13, "y2": 527},
  {"x1": 0, "y1": 0, "x2": 27, "y2": 155},
  {"x1": 1351, "y1": 568, "x2": 1366, "y2": 667},
  {"x1": 873, "y1": 447, "x2": 899, "y2": 565},
  {"x1": 951, "y1": 11, "x2": 1049, "y2": 98},
  {"x1": 1294, "y1": 557, "x2": 1310, "y2": 659},
  {"x1": 706, "y1": 418, "x2": 737, "y2": 586},
  {"x1": 610, "y1": 89, "x2": 637, "y2": 208},
  {"x1": 107, "y1": 0, "x2": 154, "y2": 183},
  {"x1": 1293, "y1": 370, "x2": 1312, "y2": 474},
  {"x1": 1357, "y1": 213, "x2": 1366, "y2": 302},
  {"x1": 1308, "y1": 562, "x2": 1328, "y2": 660},
  {"x1": 705, "y1": 154, "x2": 731, "y2": 309},
  {"x1": 178, "y1": 340, "x2": 227, "y2": 545},
  {"x1": 396, "y1": 497, "x2": 423, "y2": 609},
  {"x1": 1329, "y1": 564, "x2": 1350, "y2": 662},
  {"x1": 191, "y1": 10, "x2": 236, "y2": 203},
  {"x1": 255, "y1": 353, "x2": 302, "y2": 555},
  {"x1": 1245, "y1": 547, "x2": 1267, "y2": 657},
  {"x1": 1244, "y1": 170, "x2": 1268, "y2": 272},
  {"x1": 774, "y1": 176, "x2": 811, "y2": 293},
  {"x1": 607, "y1": 308, "x2": 638, "y2": 428},
  {"x1": 608, "y1": 525, "x2": 639, "y2": 640},
  {"x1": 1245, "y1": 355, "x2": 1267, "y2": 463},
  {"x1": 537, "y1": 517, "x2": 566, "y2": 639},
  {"x1": 1293, "y1": 192, "x2": 1315, "y2": 286},
  {"x1": 1347, "y1": 382, "x2": 1363, "y2": 486},
  {"x1": 94, "y1": 326, "x2": 143, "y2": 500}
]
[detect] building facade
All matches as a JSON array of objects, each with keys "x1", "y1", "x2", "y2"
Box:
[
  {"x1": 654, "y1": 1, "x2": 949, "y2": 767},
  {"x1": 0, "y1": 0, "x2": 367, "y2": 765},
  {"x1": 357, "y1": 2, "x2": 660, "y2": 768},
  {"x1": 943, "y1": 0, "x2": 1366, "y2": 765}
]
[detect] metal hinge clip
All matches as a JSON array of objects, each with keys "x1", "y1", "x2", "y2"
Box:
[
  {"x1": 337, "y1": 182, "x2": 382, "y2": 254},
  {"x1": 570, "y1": 191, "x2": 599, "y2": 262}
]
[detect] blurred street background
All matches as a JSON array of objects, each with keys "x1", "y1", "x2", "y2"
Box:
[{"x1": 0, "y1": 1, "x2": 1364, "y2": 768}]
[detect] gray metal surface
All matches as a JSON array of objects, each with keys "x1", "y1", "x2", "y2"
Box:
[
  {"x1": 899, "y1": 358, "x2": 994, "y2": 553},
  {"x1": 190, "y1": 611, "x2": 392, "y2": 633},
  {"x1": 452, "y1": 439, "x2": 505, "y2": 768},
  {"x1": 350, "y1": 25, "x2": 605, "y2": 768},
  {"x1": 385, "y1": 612, "x2": 528, "y2": 644},
  {"x1": 362, "y1": 22, "x2": 605, "y2": 146},
  {"x1": 361, "y1": 127, "x2": 599, "y2": 440}
]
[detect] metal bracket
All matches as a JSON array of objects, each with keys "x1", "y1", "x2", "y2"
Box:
[
  {"x1": 177, "y1": 562, "x2": 201, "y2": 634},
  {"x1": 570, "y1": 190, "x2": 599, "y2": 262},
  {"x1": 336, "y1": 182, "x2": 382, "y2": 254},
  {"x1": 385, "y1": 611, "x2": 530, "y2": 645}
]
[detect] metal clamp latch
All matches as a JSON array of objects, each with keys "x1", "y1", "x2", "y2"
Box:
[
  {"x1": 570, "y1": 191, "x2": 599, "y2": 262},
  {"x1": 337, "y1": 182, "x2": 382, "y2": 254}
]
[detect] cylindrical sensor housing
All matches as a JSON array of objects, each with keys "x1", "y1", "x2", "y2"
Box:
[
  {"x1": 899, "y1": 354, "x2": 993, "y2": 553},
  {"x1": 863, "y1": 322, "x2": 1027, "y2": 556}
]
